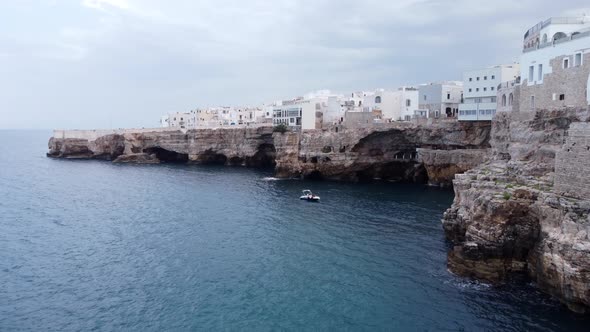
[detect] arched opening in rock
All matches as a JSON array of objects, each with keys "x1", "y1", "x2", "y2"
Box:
[
  {"x1": 355, "y1": 162, "x2": 427, "y2": 183},
  {"x1": 229, "y1": 156, "x2": 245, "y2": 166},
  {"x1": 247, "y1": 143, "x2": 276, "y2": 168},
  {"x1": 143, "y1": 147, "x2": 188, "y2": 163},
  {"x1": 198, "y1": 150, "x2": 228, "y2": 165},
  {"x1": 306, "y1": 170, "x2": 323, "y2": 180}
]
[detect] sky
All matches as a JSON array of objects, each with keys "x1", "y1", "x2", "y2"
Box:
[{"x1": 0, "y1": 0, "x2": 589, "y2": 129}]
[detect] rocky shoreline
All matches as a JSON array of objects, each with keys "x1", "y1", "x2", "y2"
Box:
[
  {"x1": 48, "y1": 121, "x2": 490, "y2": 186},
  {"x1": 443, "y1": 109, "x2": 590, "y2": 313},
  {"x1": 47, "y1": 110, "x2": 590, "y2": 313}
]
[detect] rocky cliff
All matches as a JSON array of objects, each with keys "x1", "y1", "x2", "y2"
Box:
[
  {"x1": 48, "y1": 127, "x2": 277, "y2": 167},
  {"x1": 442, "y1": 108, "x2": 590, "y2": 313},
  {"x1": 48, "y1": 121, "x2": 491, "y2": 186},
  {"x1": 275, "y1": 121, "x2": 490, "y2": 185}
]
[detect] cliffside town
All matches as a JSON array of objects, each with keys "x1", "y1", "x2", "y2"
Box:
[{"x1": 47, "y1": 15, "x2": 590, "y2": 313}]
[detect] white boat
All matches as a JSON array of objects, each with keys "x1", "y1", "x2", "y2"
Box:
[{"x1": 300, "y1": 190, "x2": 320, "y2": 202}]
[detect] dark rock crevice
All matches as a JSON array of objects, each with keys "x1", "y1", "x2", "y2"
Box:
[{"x1": 143, "y1": 147, "x2": 188, "y2": 163}]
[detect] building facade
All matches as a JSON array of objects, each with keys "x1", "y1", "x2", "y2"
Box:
[
  {"x1": 363, "y1": 87, "x2": 419, "y2": 121},
  {"x1": 519, "y1": 16, "x2": 590, "y2": 112},
  {"x1": 496, "y1": 79, "x2": 521, "y2": 113},
  {"x1": 418, "y1": 81, "x2": 463, "y2": 118},
  {"x1": 458, "y1": 64, "x2": 520, "y2": 121}
]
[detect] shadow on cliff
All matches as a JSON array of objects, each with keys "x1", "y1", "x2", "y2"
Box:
[{"x1": 143, "y1": 147, "x2": 189, "y2": 163}]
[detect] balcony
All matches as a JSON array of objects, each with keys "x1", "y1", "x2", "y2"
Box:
[{"x1": 523, "y1": 28, "x2": 590, "y2": 53}]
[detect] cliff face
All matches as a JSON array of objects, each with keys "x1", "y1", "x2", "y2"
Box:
[
  {"x1": 48, "y1": 127, "x2": 277, "y2": 167},
  {"x1": 274, "y1": 121, "x2": 490, "y2": 185},
  {"x1": 49, "y1": 122, "x2": 490, "y2": 186},
  {"x1": 442, "y1": 109, "x2": 590, "y2": 313}
]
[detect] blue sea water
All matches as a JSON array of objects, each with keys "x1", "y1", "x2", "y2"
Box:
[{"x1": 0, "y1": 130, "x2": 588, "y2": 331}]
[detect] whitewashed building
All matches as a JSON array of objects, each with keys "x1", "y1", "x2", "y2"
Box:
[
  {"x1": 363, "y1": 87, "x2": 419, "y2": 121},
  {"x1": 519, "y1": 16, "x2": 590, "y2": 111},
  {"x1": 458, "y1": 64, "x2": 520, "y2": 121},
  {"x1": 418, "y1": 81, "x2": 463, "y2": 118}
]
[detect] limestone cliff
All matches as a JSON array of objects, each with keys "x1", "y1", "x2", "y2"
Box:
[
  {"x1": 442, "y1": 108, "x2": 590, "y2": 313},
  {"x1": 48, "y1": 127, "x2": 277, "y2": 167},
  {"x1": 48, "y1": 122, "x2": 490, "y2": 186},
  {"x1": 274, "y1": 121, "x2": 490, "y2": 185}
]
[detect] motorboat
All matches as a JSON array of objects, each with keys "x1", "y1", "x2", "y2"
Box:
[{"x1": 300, "y1": 190, "x2": 320, "y2": 202}]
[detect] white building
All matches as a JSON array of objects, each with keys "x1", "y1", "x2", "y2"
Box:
[
  {"x1": 519, "y1": 16, "x2": 590, "y2": 111},
  {"x1": 418, "y1": 81, "x2": 463, "y2": 118},
  {"x1": 458, "y1": 64, "x2": 520, "y2": 121},
  {"x1": 166, "y1": 112, "x2": 193, "y2": 128},
  {"x1": 160, "y1": 115, "x2": 170, "y2": 127},
  {"x1": 363, "y1": 87, "x2": 419, "y2": 121},
  {"x1": 271, "y1": 90, "x2": 347, "y2": 130}
]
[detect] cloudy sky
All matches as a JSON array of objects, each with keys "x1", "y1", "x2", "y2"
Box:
[{"x1": 0, "y1": 0, "x2": 588, "y2": 129}]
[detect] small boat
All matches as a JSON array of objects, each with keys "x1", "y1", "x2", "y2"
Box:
[{"x1": 300, "y1": 190, "x2": 320, "y2": 202}]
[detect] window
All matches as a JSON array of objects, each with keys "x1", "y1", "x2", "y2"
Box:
[
  {"x1": 375, "y1": 96, "x2": 382, "y2": 104},
  {"x1": 529, "y1": 65, "x2": 534, "y2": 82},
  {"x1": 484, "y1": 76, "x2": 487, "y2": 80},
  {"x1": 484, "y1": 87, "x2": 487, "y2": 92},
  {"x1": 559, "y1": 94, "x2": 565, "y2": 101},
  {"x1": 469, "y1": 78, "x2": 472, "y2": 82},
  {"x1": 476, "y1": 88, "x2": 479, "y2": 92},
  {"x1": 531, "y1": 96, "x2": 535, "y2": 110},
  {"x1": 491, "y1": 75, "x2": 495, "y2": 79},
  {"x1": 423, "y1": 95, "x2": 427, "y2": 101},
  {"x1": 406, "y1": 99, "x2": 411, "y2": 107},
  {"x1": 538, "y1": 64, "x2": 543, "y2": 80},
  {"x1": 563, "y1": 58, "x2": 569, "y2": 69},
  {"x1": 290, "y1": 118, "x2": 294, "y2": 123},
  {"x1": 575, "y1": 53, "x2": 582, "y2": 67},
  {"x1": 491, "y1": 87, "x2": 495, "y2": 91},
  {"x1": 447, "y1": 93, "x2": 451, "y2": 100},
  {"x1": 508, "y1": 93, "x2": 513, "y2": 106},
  {"x1": 502, "y1": 94, "x2": 507, "y2": 106},
  {"x1": 469, "y1": 88, "x2": 472, "y2": 92},
  {"x1": 491, "y1": 97, "x2": 496, "y2": 103},
  {"x1": 477, "y1": 77, "x2": 480, "y2": 81}
]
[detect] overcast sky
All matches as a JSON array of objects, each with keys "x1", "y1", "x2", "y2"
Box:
[{"x1": 0, "y1": 0, "x2": 588, "y2": 129}]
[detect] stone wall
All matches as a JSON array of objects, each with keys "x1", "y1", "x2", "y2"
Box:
[
  {"x1": 520, "y1": 53, "x2": 590, "y2": 112},
  {"x1": 555, "y1": 122, "x2": 590, "y2": 200},
  {"x1": 497, "y1": 81, "x2": 520, "y2": 113}
]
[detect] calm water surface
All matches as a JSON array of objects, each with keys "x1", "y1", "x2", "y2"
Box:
[{"x1": 1, "y1": 130, "x2": 588, "y2": 331}]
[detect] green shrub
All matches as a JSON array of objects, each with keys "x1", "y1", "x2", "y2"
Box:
[
  {"x1": 503, "y1": 192, "x2": 512, "y2": 200},
  {"x1": 273, "y1": 123, "x2": 289, "y2": 133}
]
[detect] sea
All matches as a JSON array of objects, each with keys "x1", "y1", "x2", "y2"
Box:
[{"x1": 0, "y1": 130, "x2": 588, "y2": 331}]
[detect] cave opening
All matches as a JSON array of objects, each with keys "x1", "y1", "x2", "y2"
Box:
[
  {"x1": 306, "y1": 170, "x2": 324, "y2": 180},
  {"x1": 247, "y1": 143, "x2": 277, "y2": 168},
  {"x1": 355, "y1": 161, "x2": 428, "y2": 183},
  {"x1": 143, "y1": 147, "x2": 189, "y2": 163},
  {"x1": 199, "y1": 150, "x2": 229, "y2": 165}
]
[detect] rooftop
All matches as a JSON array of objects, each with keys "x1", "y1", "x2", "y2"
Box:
[{"x1": 524, "y1": 16, "x2": 590, "y2": 39}]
